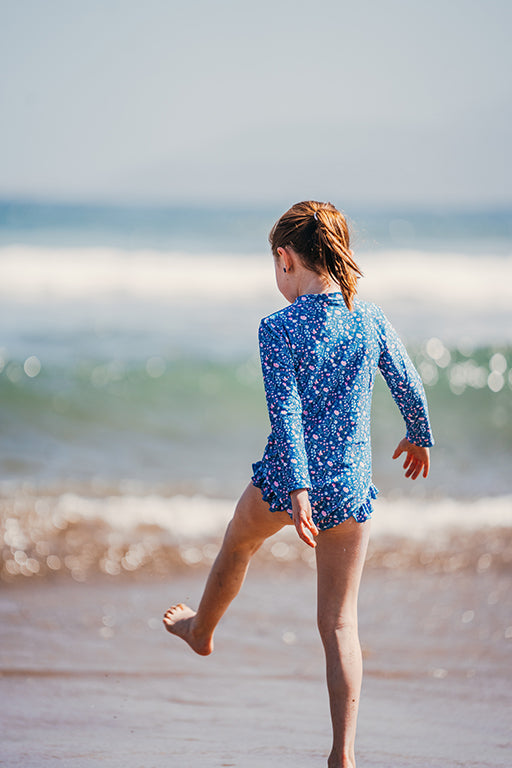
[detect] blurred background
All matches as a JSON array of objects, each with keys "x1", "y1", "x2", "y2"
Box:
[{"x1": 1, "y1": 0, "x2": 511, "y2": 581}]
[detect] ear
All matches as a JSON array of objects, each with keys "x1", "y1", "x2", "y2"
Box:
[{"x1": 276, "y1": 246, "x2": 294, "y2": 272}]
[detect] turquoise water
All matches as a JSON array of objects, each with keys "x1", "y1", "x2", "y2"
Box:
[
  {"x1": 1, "y1": 201, "x2": 511, "y2": 495},
  {"x1": 1, "y1": 346, "x2": 511, "y2": 497},
  {"x1": 1, "y1": 200, "x2": 511, "y2": 581}
]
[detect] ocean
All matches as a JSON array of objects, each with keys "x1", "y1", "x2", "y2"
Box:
[
  {"x1": 2, "y1": 200, "x2": 512, "y2": 768},
  {"x1": 0, "y1": 200, "x2": 511, "y2": 582}
]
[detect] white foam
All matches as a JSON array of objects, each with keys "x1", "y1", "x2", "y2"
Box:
[
  {"x1": 1, "y1": 244, "x2": 511, "y2": 311},
  {"x1": 358, "y1": 249, "x2": 512, "y2": 314},
  {"x1": 371, "y1": 494, "x2": 512, "y2": 541},
  {"x1": 2, "y1": 245, "x2": 510, "y2": 347},
  {"x1": 0, "y1": 245, "x2": 277, "y2": 301},
  {"x1": 50, "y1": 492, "x2": 512, "y2": 542},
  {"x1": 54, "y1": 492, "x2": 234, "y2": 539}
]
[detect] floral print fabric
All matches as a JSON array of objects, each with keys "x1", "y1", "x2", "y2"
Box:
[{"x1": 251, "y1": 293, "x2": 434, "y2": 529}]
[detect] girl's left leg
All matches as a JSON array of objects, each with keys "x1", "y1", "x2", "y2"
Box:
[
  {"x1": 315, "y1": 518, "x2": 371, "y2": 768},
  {"x1": 163, "y1": 482, "x2": 292, "y2": 654}
]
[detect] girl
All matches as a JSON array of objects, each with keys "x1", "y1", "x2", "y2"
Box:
[{"x1": 163, "y1": 200, "x2": 433, "y2": 768}]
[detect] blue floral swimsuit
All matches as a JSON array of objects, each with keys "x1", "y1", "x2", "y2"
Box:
[{"x1": 251, "y1": 293, "x2": 434, "y2": 530}]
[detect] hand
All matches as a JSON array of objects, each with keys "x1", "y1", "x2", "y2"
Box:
[
  {"x1": 392, "y1": 437, "x2": 430, "y2": 479},
  {"x1": 289, "y1": 488, "x2": 319, "y2": 548}
]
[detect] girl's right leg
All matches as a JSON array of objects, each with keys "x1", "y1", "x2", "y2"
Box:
[
  {"x1": 315, "y1": 518, "x2": 371, "y2": 768},
  {"x1": 163, "y1": 482, "x2": 292, "y2": 654}
]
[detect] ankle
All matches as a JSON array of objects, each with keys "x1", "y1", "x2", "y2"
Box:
[
  {"x1": 328, "y1": 749, "x2": 355, "y2": 768},
  {"x1": 189, "y1": 615, "x2": 209, "y2": 643}
]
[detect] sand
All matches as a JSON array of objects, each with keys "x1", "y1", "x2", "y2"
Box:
[{"x1": 1, "y1": 562, "x2": 511, "y2": 767}]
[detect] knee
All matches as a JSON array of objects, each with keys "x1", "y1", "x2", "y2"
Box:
[
  {"x1": 223, "y1": 517, "x2": 264, "y2": 557},
  {"x1": 317, "y1": 612, "x2": 358, "y2": 648}
]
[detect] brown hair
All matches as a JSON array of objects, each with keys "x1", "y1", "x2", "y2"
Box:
[{"x1": 269, "y1": 201, "x2": 362, "y2": 311}]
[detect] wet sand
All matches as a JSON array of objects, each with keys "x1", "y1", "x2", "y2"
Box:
[{"x1": 1, "y1": 562, "x2": 511, "y2": 767}]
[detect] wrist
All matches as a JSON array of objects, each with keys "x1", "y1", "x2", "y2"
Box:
[{"x1": 290, "y1": 487, "x2": 309, "y2": 498}]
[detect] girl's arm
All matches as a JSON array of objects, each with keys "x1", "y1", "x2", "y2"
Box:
[
  {"x1": 258, "y1": 317, "x2": 312, "y2": 494},
  {"x1": 375, "y1": 308, "x2": 434, "y2": 449}
]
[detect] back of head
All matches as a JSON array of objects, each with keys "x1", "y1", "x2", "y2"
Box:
[{"x1": 269, "y1": 201, "x2": 362, "y2": 311}]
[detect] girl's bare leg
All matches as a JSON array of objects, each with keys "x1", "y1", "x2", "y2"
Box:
[
  {"x1": 163, "y1": 483, "x2": 291, "y2": 654},
  {"x1": 315, "y1": 518, "x2": 371, "y2": 768}
]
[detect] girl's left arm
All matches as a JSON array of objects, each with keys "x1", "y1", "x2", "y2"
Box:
[
  {"x1": 258, "y1": 317, "x2": 312, "y2": 495},
  {"x1": 375, "y1": 307, "x2": 434, "y2": 449}
]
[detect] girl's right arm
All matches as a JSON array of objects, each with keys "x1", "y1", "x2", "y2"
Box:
[{"x1": 258, "y1": 317, "x2": 312, "y2": 496}]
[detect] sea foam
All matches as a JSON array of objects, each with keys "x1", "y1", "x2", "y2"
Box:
[
  {"x1": 1, "y1": 490, "x2": 511, "y2": 582},
  {"x1": 0, "y1": 244, "x2": 510, "y2": 307},
  {"x1": 2, "y1": 244, "x2": 510, "y2": 346}
]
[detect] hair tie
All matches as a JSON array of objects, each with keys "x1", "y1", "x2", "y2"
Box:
[{"x1": 313, "y1": 211, "x2": 318, "y2": 221}]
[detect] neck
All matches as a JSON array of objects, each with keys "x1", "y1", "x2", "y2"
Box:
[{"x1": 296, "y1": 271, "x2": 340, "y2": 298}]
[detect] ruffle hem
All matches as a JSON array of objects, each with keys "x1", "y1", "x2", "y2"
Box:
[{"x1": 251, "y1": 460, "x2": 378, "y2": 531}]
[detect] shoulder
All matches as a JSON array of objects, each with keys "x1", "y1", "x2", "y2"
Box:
[
  {"x1": 351, "y1": 299, "x2": 390, "y2": 348},
  {"x1": 353, "y1": 297, "x2": 384, "y2": 317},
  {"x1": 259, "y1": 299, "x2": 304, "y2": 334},
  {"x1": 353, "y1": 298, "x2": 389, "y2": 326},
  {"x1": 260, "y1": 296, "x2": 388, "y2": 334}
]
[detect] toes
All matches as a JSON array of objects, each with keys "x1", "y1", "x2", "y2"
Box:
[{"x1": 163, "y1": 604, "x2": 186, "y2": 622}]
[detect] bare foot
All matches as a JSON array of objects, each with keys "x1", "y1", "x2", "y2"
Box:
[{"x1": 162, "y1": 604, "x2": 213, "y2": 656}]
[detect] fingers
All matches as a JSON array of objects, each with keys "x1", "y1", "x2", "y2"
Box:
[
  {"x1": 392, "y1": 445, "x2": 403, "y2": 460},
  {"x1": 297, "y1": 527, "x2": 317, "y2": 548},
  {"x1": 392, "y1": 436, "x2": 409, "y2": 460},
  {"x1": 294, "y1": 512, "x2": 318, "y2": 548},
  {"x1": 403, "y1": 452, "x2": 413, "y2": 470},
  {"x1": 404, "y1": 451, "x2": 429, "y2": 479},
  {"x1": 306, "y1": 516, "x2": 319, "y2": 544},
  {"x1": 404, "y1": 455, "x2": 421, "y2": 479},
  {"x1": 296, "y1": 521, "x2": 318, "y2": 548},
  {"x1": 402, "y1": 449, "x2": 422, "y2": 479},
  {"x1": 290, "y1": 488, "x2": 318, "y2": 548}
]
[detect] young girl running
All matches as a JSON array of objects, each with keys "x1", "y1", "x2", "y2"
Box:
[{"x1": 163, "y1": 200, "x2": 434, "y2": 768}]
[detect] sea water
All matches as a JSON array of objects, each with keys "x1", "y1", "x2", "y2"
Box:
[{"x1": 0, "y1": 201, "x2": 511, "y2": 581}]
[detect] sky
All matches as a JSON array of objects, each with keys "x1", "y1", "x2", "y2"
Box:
[{"x1": 1, "y1": 0, "x2": 511, "y2": 207}]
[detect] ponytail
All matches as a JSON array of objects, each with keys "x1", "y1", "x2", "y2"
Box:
[
  {"x1": 269, "y1": 201, "x2": 362, "y2": 311},
  {"x1": 314, "y1": 206, "x2": 362, "y2": 311}
]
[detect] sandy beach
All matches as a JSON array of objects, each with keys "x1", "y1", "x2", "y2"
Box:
[{"x1": 1, "y1": 556, "x2": 510, "y2": 768}]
